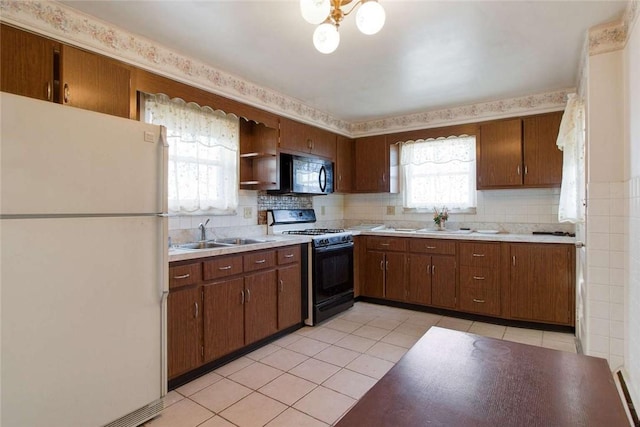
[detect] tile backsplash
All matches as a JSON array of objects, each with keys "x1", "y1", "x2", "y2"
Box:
[{"x1": 169, "y1": 187, "x2": 573, "y2": 245}]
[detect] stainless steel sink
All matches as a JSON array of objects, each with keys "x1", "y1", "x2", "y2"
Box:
[
  {"x1": 178, "y1": 241, "x2": 234, "y2": 250},
  {"x1": 176, "y1": 237, "x2": 269, "y2": 250},
  {"x1": 214, "y1": 237, "x2": 266, "y2": 245}
]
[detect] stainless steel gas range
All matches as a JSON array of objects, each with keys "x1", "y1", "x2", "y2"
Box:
[{"x1": 269, "y1": 209, "x2": 354, "y2": 325}]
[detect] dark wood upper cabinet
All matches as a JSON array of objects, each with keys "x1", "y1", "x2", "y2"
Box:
[
  {"x1": 1, "y1": 24, "x2": 59, "y2": 102},
  {"x1": 335, "y1": 135, "x2": 354, "y2": 193},
  {"x1": 354, "y1": 135, "x2": 398, "y2": 193},
  {"x1": 60, "y1": 45, "x2": 131, "y2": 118},
  {"x1": 477, "y1": 118, "x2": 523, "y2": 189},
  {"x1": 280, "y1": 117, "x2": 336, "y2": 160},
  {"x1": 523, "y1": 112, "x2": 563, "y2": 187},
  {"x1": 477, "y1": 113, "x2": 563, "y2": 189}
]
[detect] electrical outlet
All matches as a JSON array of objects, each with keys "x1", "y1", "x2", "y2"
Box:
[
  {"x1": 321, "y1": 206, "x2": 326, "y2": 215},
  {"x1": 243, "y1": 207, "x2": 252, "y2": 219},
  {"x1": 387, "y1": 205, "x2": 395, "y2": 215}
]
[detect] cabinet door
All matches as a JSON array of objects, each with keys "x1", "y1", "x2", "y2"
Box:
[
  {"x1": 363, "y1": 251, "x2": 385, "y2": 298},
  {"x1": 509, "y1": 244, "x2": 572, "y2": 325},
  {"x1": 355, "y1": 135, "x2": 388, "y2": 192},
  {"x1": 407, "y1": 254, "x2": 432, "y2": 305},
  {"x1": 1, "y1": 24, "x2": 58, "y2": 102},
  {"x1": 244, "y1": 269, "x2": 278, "y2": 345},
  {"x1": 523, "y1": 112, "x2": 563, "y2": 187},
  {"x1": 309, "y1": 126, "x2": 336, "y2": 159},
  {"x1": 167, "y1": 286, "x2": 202, "y2": 379},
  {"x1": 430, "y1": 255, "x2": 457, "y2": 309},
  {"x1": 384, "y1": 252, "x2": 407, "y2": 301},
  {"x1": 478, "y1": 119, "x2": 523, "y2": 188},
  {"x1": 61, "y1": 45, "x2": 130, "y2": 118},
  {"x1": 203, "y1": 278, "x2": 245, "y2": 361},
  {"x1": 278, "y1": 263, "x2": 302, "y2": 330},
  {"x1": 335, "y1": 135, "x2": 354, "y2": 192},
  {"x1": 280, "y1": 117, "x2": 311, "y2": 154}
]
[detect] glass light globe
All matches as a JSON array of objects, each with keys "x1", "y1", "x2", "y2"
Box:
[
  {"x1": 313, "y1": 23, "x2": 340, "y2": 54},
  {"x1": 356, "y1": 0, "x2": 386, "y2": 35},
  {"x1": 300, "y1": 0, "x2": 331, "y2": 25}
]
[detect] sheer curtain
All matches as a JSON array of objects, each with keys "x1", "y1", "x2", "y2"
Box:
[
  {"x1": 556, "y1": 93, "x2": 586, "y2": 223},
  {"x1": 144, "y1": 93, "x2": 239, "y2": 215},
  {"x1": 400, "y1": 135, "x2": 477, "y2": 210}
]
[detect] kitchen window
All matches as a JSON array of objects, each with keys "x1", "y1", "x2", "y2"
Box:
[
  {"x1": 144, "y1": 93, "x2": 239, "y2": 215},
  {"x1": 400, "y1": 135, "x2": 477, "y2": 211}
]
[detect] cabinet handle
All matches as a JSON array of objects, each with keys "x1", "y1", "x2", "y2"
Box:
[
  {"x1": 218, "y1": 265, "x2": 232, "y2": 270},
  {"x1": 426, "y1": 246, "x2": 437, "y2": 249},
  {"x1": 379, "y1": 243, "x2": 390, "y2": 246},
  {"x1": 380, "y1": 260, "x2": 384, "y2": 270},
  {"x1": 63, "y1": 83, "x2": 70, "y2": 104},
  {"x1": 46, "y1": 82, "x2": 52, "y2": 101},
  {"x1": 254, "y1": 259, "x2": 266, "y2": 264},
  {"x1": 432, "y1": 265, "x2": 436, "y2": 275},
  {"x1": 246, "y1": 288, "x2": 251, "y2": 302},
  {"x1": 512, "y1": 256, "x2": 516, "y2": 266},
  {"x1": 524, "y1": 165, "x2": 528, "y2": 175},
  {"x1": 385, "y1": 261, "x2": 389, "y2": 270},
  {"x1": 427, "y1": 265, "x2": 431, "y2": 274},
  {"x1": 473, "y1": 299, "x2": 486, "y2": 304},
  {"x1": 284, "y1": 254, "x2": 294, "y2": 258},
  {"x1": 241, "y1": 290, "x2": 245, "y2": 305},
  {"x1": 173, "y1": 273, "x2": 190, "y2": 279},
  {"x1": 473, "y1": 276, "x2": 485, "y2": 280},
  {"x1": 382, "y1": 173, "x2": 386, "y2": 183},
  {"x1": 194, "y1": 302, "x2": 199, "y2": 318},
  {"x1": 279, "y1": 279, "x2": 284, "y2": 293},
  {"x1": 516, "y1": 165, "x2": 521, "y2": 175},
  {"x1": 472, "y1": 253, "x2": 485, "y2": 257}
]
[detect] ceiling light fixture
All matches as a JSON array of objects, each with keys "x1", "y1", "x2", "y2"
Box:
[{"x1": 300, "y1": 0, "x2": 386, "y2": 54}]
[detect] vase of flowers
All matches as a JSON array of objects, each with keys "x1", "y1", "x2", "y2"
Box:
[{"x1": 433, "y1": 206, "x2": 449, "y2": 231}]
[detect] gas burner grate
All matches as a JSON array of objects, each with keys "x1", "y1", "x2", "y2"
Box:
[{"x1": 283, "y1": 228, "x2": 345, "y2": 236}]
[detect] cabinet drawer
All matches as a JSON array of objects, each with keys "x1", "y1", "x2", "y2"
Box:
[
  {"x1": 169, "y1": 263, "x2": 202, "y2": 289},
  {"x1": 278, "y1": 245, "x2": 301, "y2": 265},
  {"x1": 459, "y1": 266, "x2": 498, "y2": 289},
  {"x1": 459, "y1": 242, "x2": 500, "y2": 267},
  {"x1": 366, "y1": 237, "x2": 407, "y2": 251},
  {"x1": 409, "y1": 239, "x2": 455, "y2": 255},
  {"x1": 244, "y1": 250, "x2": 276, "y2": 272},
  {"x1": 203, "y1": 255, "x2": 243, "y2": 281},
  {"x1": 458, "y1": 286, "x2": 500, "y2": 316}
]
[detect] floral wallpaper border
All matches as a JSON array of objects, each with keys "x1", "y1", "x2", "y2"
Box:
[{"x1": 3, "y1": 0, "x2": 631, "y2": 137}]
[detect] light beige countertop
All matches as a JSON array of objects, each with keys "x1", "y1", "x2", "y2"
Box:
[
  {"x1": 168, "y1": 235, "x2": 311, "y2": 262},
  {"x1": 356, "y1": 229, "x2": 576, "y2": 244}
]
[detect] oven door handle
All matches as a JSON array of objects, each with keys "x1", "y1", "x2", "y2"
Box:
[{"x1": 314, "y1": 242, "x2": 354, "y2": 253}]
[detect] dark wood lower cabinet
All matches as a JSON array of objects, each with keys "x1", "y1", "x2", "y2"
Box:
[
  {"x1": 168, "y1": 245, "x2": 303, "y2": 381},
  {"x1": 278, "y1": 263, "x2": 302, "y2": 330},
  {"x1": 244, "y1": 269, "x2": 278, "y2": 345},
  {"x1": 407, "y1": 254, "x2": 432, "y2": 305},
  {"x1": 509, "y1": 243, "x2": 574, "y2": 325},
  {"x1": 363, "y1": 251, "x2": 385, "y2": 298},
  {"x1": 167, "y1": 286, "x2": 202, "y2": 379},
  {"x1": 430, "y1": 255, "x2": 456, "y2": 309},
  {"x1": 203, "y1": 277, "x2": 244, "y2": 362}
]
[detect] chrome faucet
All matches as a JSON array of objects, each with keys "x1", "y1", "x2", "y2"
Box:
[{"x1": 198, "y1": 218, "x2": 210, "y2": 241}]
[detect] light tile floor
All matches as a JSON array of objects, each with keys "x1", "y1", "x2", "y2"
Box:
[{"x1": 146, "y1": 302, "x2": 577, "y2": 427}]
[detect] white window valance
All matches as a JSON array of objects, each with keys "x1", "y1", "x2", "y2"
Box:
[
  {"x1": 400, "y1": 135, "x2": 477, "y2": 210},
  {"x1": 144, "y1": 93, "x2": 239, "y2": 215}
]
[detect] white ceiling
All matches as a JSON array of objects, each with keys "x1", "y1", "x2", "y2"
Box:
[{"x1": 60, "y1": 1, "x2": 627, "y2": 123}]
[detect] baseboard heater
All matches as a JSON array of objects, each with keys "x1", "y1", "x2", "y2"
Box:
[{"x1": 616, "y1": 370, "x2": 639, "y2": 426}]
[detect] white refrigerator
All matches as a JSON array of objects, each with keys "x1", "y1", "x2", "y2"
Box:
[{"x1": 0, "y1": 93, "x2": 168, "y2": 427}]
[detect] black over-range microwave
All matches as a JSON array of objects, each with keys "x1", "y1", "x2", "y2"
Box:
[{"x1": 268, "y1": 153, "x2": 334, "y2": 195}]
